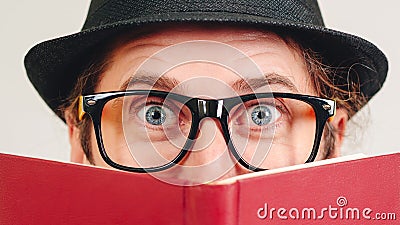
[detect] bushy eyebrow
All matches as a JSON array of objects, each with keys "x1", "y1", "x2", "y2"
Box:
[{"x1": 119, "y1": 71, "x2": 298, "y2": 93}]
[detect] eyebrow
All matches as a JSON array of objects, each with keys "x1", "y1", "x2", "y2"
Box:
[
  {"x1": 119, "y1": 71, "x2": 298, "y2": 93},
  {"x1": 119, "y1": 71, "x2": 180, "y2": 91},
  {"x1": 231, "y1": 73, "x2": 299, "y2": 93}
]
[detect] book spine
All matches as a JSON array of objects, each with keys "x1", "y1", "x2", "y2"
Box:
[{"x1": 184, "y1": 183, "x2": 239, "y2": 225}]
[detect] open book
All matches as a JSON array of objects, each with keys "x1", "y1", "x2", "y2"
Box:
[{"x1": 0, "y1": 152, "x2": 398, "y2": 224}]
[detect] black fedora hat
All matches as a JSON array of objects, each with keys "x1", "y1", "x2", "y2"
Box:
[{"x1": 25, "y1": 0, "x2": 388, "y2": 120}]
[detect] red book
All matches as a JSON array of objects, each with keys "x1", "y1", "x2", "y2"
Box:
[{"x1": 0, "y1": 152, "x2": 398, "y2": 224}]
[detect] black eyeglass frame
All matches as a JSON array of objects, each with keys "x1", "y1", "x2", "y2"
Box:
[{"x1": 80, "y1": 90, "x2": 335, "y2": 173}]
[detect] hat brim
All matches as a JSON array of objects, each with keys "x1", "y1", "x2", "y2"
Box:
[{"x1": 24, "y1": 12, "x2": 388, "y2": 120}]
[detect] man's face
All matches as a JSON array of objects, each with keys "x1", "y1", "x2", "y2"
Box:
[{"x1": 71, "y1": 25, "x2": 344, "y2": 183}]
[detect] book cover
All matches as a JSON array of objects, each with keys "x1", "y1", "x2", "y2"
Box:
[{"x1": 0, "y1": 152, "x2": 398, "y2": 224}]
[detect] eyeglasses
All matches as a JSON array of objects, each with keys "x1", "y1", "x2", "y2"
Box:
[{"x1": 79, "y1": 90, "x2": 335, "y2": 173}]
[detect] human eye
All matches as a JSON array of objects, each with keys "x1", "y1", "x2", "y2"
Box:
[
  {"x1": 130, "y1": 97, "x2": 180, "y2": 129},
  {"x1": 249, "y1": 104, "x2": 281, "y2": 126},
  {"x1": 122, "y1": 96, "x2": 192, "y2": 143},
  {"x1": 232, "y1": 98, "x2": 288, "y2": 132}
]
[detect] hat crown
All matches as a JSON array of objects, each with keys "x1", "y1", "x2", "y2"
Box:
[
  {"x1": 24, "y1": 0, "x2": 388, "y2": 120},
  {"x1": 83, "y1": 0, "x2": 324, "y2": 30}
]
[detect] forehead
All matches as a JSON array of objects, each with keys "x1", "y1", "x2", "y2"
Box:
[{"x1": 97, "y1": 24, "x2": 312, "y2": 95}]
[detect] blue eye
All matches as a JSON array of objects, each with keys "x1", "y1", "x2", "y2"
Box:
[
  {"x1": 145, "y1": 106, "x2": 166, "y2": 125},
  {"x1": 251, "y1": 105, "x2": 274, "y2": 126}
]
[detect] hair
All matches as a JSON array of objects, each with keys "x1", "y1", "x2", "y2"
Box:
[
  {"x1": 61, "y1": 24, "x2": 367, "y2": 164},
  {"x1": 63, "y1": 62, "x2": 107, "y2": 162}
]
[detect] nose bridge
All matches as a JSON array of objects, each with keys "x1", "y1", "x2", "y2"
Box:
[
  {"x1": 175, "y1": 98, "x2": 248, "y2": 178},
  {"x1": 193, "y1": 98, "x2": 228, "y2": 156},
  {"x1": 188, "y1": 117, "x2": 229, "y2": 165},
  {"x1": 198, "y1": 99, "x2": 224, "y2": 119},
  {"x1": 184, "y1": 99, "x2": 228, "y2": 166}
]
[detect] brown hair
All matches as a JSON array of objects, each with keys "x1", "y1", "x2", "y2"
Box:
[{"x1": 62, "y1": 51, "x2": 111, "y2": 163}]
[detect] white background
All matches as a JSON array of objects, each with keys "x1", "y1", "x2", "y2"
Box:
[{"x1": 0, "y1": 1, "x2": 399, "y2": 162}]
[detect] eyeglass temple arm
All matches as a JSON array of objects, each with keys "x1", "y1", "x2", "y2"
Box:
[
  {"x1": 327, "y1": 99, "x2": 336, "y2": 122},
  {"x1": 78, "y1": 96, "x2": 86, "y2": 121}
]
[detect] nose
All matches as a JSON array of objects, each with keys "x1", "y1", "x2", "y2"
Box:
[
  {"x1": 177, "y1": 118, "x2": 249, "y2": 181},
  {"x1": 186, "y1": 118, "x2": 228, "y2": 165}
]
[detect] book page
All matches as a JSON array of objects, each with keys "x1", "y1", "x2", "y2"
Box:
[{"x1": 212, "y1": 153, "x2": 366, "y2": 185}]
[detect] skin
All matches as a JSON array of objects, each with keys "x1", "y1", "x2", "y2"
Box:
[{"x1": 66, "y1": 25, "x2": 348, "y2": 180}]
